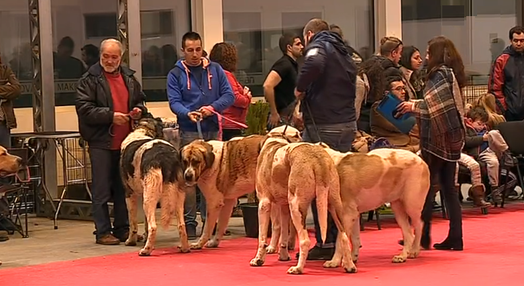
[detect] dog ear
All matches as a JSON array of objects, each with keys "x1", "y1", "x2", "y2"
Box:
[{"x1": 203, "y1": 143, "x2": 215, "y2": 168}]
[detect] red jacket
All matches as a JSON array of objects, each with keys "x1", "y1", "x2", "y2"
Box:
[{"x1": 222, "y1": 70, "x2": 250, "y2": 129}]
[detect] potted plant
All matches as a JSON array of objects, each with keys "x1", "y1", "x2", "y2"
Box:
[{"x1": 239, "y1": 100, "x2": 271, "y2": 238}]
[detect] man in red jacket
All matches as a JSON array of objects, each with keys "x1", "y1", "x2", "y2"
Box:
[{"x1": 489, "y1": 26, "x2": 524, "y2": 121}]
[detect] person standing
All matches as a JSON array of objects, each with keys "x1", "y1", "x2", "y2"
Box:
[
  {"x1": 489, "y1": 26, "x2": 524, "y2": 121},
  {"x1": 0, "y1": 54, "x2": 21, "y2": 148},
  {"x1": 167, "y1": 32, "x2": 235, "y2": 238},
  {"x1": 75, "y1": 39, "x2": 146, "y2": 245},
  {"x1": 295, "y1": 18, "x2": 358, "y2": 260},
  {"x1": 397, "y1": 36, "x2": 466, "y2": 250},
  {"x1": 263, "y1": 33, "x2": 303, "y2": 128}
]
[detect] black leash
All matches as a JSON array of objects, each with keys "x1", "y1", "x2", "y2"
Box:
[{"x1": 303, "y1": 100, "x2": 322, "y2": 143}]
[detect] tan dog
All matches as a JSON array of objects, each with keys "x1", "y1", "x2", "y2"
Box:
[
  {"x1": 250, "y1": 141, "x2": 353, "y2": 274},
  {"x1": 120, "y1": 117, "x2": 188, "y2": 256},
  {"x1": 180, "y1": 126, "x2": 302, "y2": 250},
  {"x1": 322, "y1": 147, "x2": 431, "y2": 271},
  {"x1": 0, "y1": 146, "x2": 23, "y2": 176}
]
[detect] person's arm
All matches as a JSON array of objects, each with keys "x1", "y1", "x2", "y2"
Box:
[
  {"x1": 226, "y1": 72, "x2": 250, "y2": 108},
  {"x1": 263, "y1": 70, "x2": 282, "y2": 115},
  {"x1": 210, "y1": 66, "x2": 235, "y2": 112},
  {"x1": 488, "y1": 55, "x2": 508, "y2": 112},
  {"x1": 75, "y1": 78, "x2": 114, "y2": 125},
  {"x1": 354, "y1": 74, "x2": 368, "y2": 120},
  {"x1": 0, "y1": 66, "x2": 21, "y2": 101},
  {"x1": 296, "y1": 44, "x2": 327, "y2": 93},
  {"x1": 464, "y1": 133, "x2": 485, "y2": 149},
  {"x1": 167, "y1": 69, "x2": 191, "y2": 119}
]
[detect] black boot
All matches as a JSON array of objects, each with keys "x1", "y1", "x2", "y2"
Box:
[{"x1": 433, "y1": 238, "x2": 463, "y2": 251}]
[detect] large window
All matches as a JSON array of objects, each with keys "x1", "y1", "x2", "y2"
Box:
[
  {"x1": 140, "y1": 1, "x2": 191, "y2": 102},
  {"x1": 222, "y1": 0, "x2": 374, "y2": 96},
  {"x1": 0, "y1": 0, "x2": 33, "y2": 108},
  {"x1": 402, "y1": 0, "x2": 520, "y2": 84},
  {"x1": 51, "y1": 0, "x2": 119, "y2": 106}
]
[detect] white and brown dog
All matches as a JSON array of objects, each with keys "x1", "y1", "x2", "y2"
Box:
[
  {"x1": 120, "y1": 116, "x2": 187, "y2": 256},
  {"x1": 251, "y1": 140, "x2": 353, "y2": 275},
  {"x1": 321, "y1": 147, "x2": 431, "y2": 271},
  {"x1": 179, "y1": 126, "x2": 301, "y2": 250}
]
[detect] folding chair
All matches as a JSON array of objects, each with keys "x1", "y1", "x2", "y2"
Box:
[
  {"x1": 496, "y1": 121, "x2": 524, "y2": 208},
  {"x1": 0, "y1": 147, "x2": 32, "y2": 238}
]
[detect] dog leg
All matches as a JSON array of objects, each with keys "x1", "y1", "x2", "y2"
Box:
[
  {"x1": 139, "y1": 175, "x2": 162, "y2": 256},
  {"x1": 286, "y1": 197, "x2": 310, "y2": 275},
  {"x1": 390, "y1": 201, "x2": 412, "y2": 263},
  {"x1": 249, "y1": 197, "x2": 272, "y2": 267},
  {"x1": 191, "y1": 197, "x2": 223, "y2": 249},
  {"x1": 174, "y1": 188, "x2": 190, "y2": 253},
  {"x1": 324, "y1": 204, "x2": 357, "y2": 273},
  {"x1": 206, "y1": 198, "x2": 236, "y2": 248},
  {"x1": 287, "y1": 219, "x2": 296, "y2": 251},
  {"x1": 406, "y1": 204, "x2": 423, "y2": 259},
  {"x1": 125, "y1": 194, "x2": 139, "y2": 246},
  {"x1": 266, "y1": 204, "x2": 281, "y2": 254},
  {"x1": 350, "y1": 218, "x2": 361, "y2": 263},
  {"x1": 278, "y1": 203, "x2": 291, "y2": 261}
]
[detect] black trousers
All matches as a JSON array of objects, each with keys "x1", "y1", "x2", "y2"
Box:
[
  {"x1": 222, "y1": 129, "x2": 243, "y2": 141},
  {"x1": 421, "y1": 152, "x2": 463, "y2": 240},
  {"x1": 88, "y1": 148, "x2": 129, "y2": 239}
]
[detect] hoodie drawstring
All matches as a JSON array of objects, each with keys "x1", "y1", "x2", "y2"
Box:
[{"x1": 181, "y1": 58, "x2": 213, "y2": 90}]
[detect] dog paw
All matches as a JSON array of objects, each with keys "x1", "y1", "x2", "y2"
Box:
[
  {"x1": 205, "y1": 240, "x2": 219, "y2": 248},
  {"x1": 266, "y1": 246, "x2": 277, "y2": 254},
  {"x1": 249, "y1": 257, "x2": 265, "y2": 267},
  {"x1": 343, "y1": 265, "x2": 358, "y2": 273},
  {"x1": 125, "y1": 239, "x2": 137, "y2": 246},
  {"x1": 138, "y1": 247, "x2": 152, "y2": 256},
  {"x1": 408, "y1": 250, "x2": 420, "y2": 259},
  {"x1": 323, "y1": 260, "x2": 340, "y2": 268},
  {"x1": 287, "y1": 244, "x2": 295, "y2": 251},
  {"x1": 190, "y1": 242, "x2": 203, "y2": 250},
  {"x1": 278, "y1": 253, "x2": 290, "y2": 261},
  {"x1": 392, "y1": 255, "x2": 407, "y2": 263},
  {"x1": 177, "y1": 245, "x2": 191, "y2": 253},
  {"x1": 286, "y1": 266, "x2": 303, "y2": 275}
]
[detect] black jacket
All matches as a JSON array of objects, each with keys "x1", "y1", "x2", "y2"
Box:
[
  {"x1": 297, "y1": 31, "x2": 357, "y2": 125},
  {"x1": 75, "y1": 63, "x2": 147, "y2": 149}
]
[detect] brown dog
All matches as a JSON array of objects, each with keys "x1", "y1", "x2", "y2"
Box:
[
  {"x1": 250, "y1": 140, "x2": 353, "y2": 274},
  {"x1": 322, "y1": 147, "x2": 431, "y2": 271},
  {"x1": 120, "y1": 117, "x2": 188, "y2": 256},
  {"x1": 0, "y1": 146, "x2": 23, "y2": 176},
  {"x1": 180, "y1": 126, "x2": 301, "y2": 250}
]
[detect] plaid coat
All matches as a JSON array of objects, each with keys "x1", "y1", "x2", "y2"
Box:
[{"x1": 413, "y1": 66, "x2": 466, "y2": 162}]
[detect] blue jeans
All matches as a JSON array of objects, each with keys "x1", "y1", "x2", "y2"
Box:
[
  {"x1": 302, "y1": 121, "x2": 357, "y2": 248},
  {"x1": 180, "y1": 130, "x2": 218, "y2": 228}
]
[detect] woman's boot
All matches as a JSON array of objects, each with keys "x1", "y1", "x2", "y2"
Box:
[{"x1": 468, "y1": 185, "x2": 491, "y2": 207}]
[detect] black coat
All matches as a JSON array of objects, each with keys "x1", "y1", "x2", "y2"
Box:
[{"x1": 75, "y1": 63, "x2": 147, "y2": 149}]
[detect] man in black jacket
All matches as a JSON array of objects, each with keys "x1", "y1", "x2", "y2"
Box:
[
  {"x1": 75, "y1": 39, "x2": 147, "y2": 245},
  {"x1": 295, "y1": 18, "x2": 358, "y2": 260}
]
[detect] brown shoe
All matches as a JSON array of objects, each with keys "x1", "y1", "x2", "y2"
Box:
[
  {"x1": 96, "y1": 234, "x2": 121, "y2": 245},
  {"x1": 117, "y1": 231, "x2": 144, "y2": 243},
  {"x1": 468, "y1": 185, "x2": 491, "y2": 207}
]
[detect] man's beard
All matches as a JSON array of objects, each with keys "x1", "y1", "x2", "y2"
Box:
[{"x1": 101, "y1": 63, "x2": 120, "y2": 73}]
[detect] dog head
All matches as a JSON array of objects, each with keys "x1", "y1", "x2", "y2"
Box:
[
  {"x1": 180, "y1": 140, "x2": 215, "y2": 186},
  {"x1": 134, "y1": 117, "x2": 165, "y2": 139},
  {"x1": 266, "y1": 125, "x2": 302, "y2": 143},
  {"x1": 0, "y1": 146, "x2": 23, "y2": 177}
]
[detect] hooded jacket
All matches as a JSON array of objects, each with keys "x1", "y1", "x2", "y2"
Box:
[
  {"x1": 488, "y1": 45, "x2": 524, "y2": 120},
  {"x1": 296, "y1": 31, "x2": 357, "y2": 125}
]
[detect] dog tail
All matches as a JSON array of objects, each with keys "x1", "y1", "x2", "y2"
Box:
[{"x1": 315, "y1": 182, "x2": 329, "y2": 244}]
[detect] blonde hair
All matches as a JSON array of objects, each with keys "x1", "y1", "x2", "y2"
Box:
[{"x1": 475, "y1": 93, "x2": 505, "y2": 129}]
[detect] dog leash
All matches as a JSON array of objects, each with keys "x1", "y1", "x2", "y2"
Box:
[
  {"x1": 197, "y1": 106, "x2": 248, "y2": 141},
  {"x1": 303, "y1": 100, "x2": 322, "y2": 143},
  {"x1": 109, "y1": 110, "x2": 142, "y2": 136},
  {"x1": 3, "y1": 166, "x2": 32, "y2": 184}
]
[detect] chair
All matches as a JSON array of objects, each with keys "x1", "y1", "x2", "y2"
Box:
[
  {"x1": 496, "y1": 121, "x2": 524, "y2": 208},
  {"x1": 0, "y1": 147, "x2": 32, "y2": 238}
]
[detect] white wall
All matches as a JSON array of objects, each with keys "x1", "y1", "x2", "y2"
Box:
[{"x1": 402, "y1": 15, "x2": 516, "y2": 75}]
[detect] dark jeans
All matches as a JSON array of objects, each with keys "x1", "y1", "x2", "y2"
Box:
[
  {"x1": 0, "y1": 122, "x2": 11, "y2": 148},
  {"x1": 88, "y1": 148, "x2": 129, "y2": 240},
  {"x1": 222, "y1": 129, "x2": 243, "y2": 141},
  {"x1": 180, "y1": 130, "x2": 218, "y2": 228},
  {"x1": 302, "y1": 121, "x2": 357, "y2": 248},
  {"x1": 421, "y1": 151, "x2": 463, "y2": 241}
]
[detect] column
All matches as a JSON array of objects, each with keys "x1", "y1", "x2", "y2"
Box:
[
  {"x1": 191, "y1": 0, "x2": 224, "y2": 52},
  {"x1": 118, "y1": 0, "x2": 142, "y2": 84},
  {"x1": 28, "y1": 0, "x2": 58, "y2": 198},
  {"x1": 374, "y1": 0, "x2": 403, "y2": 51}
]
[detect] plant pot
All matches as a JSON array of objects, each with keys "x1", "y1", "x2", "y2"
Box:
[{"x1": 239, "y1": 202, "x2": 272, "y2": 238}]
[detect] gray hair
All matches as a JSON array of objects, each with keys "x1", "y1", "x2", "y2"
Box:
[{"x1": 100, "y1": 38, "x2": 125, "y2": 56}]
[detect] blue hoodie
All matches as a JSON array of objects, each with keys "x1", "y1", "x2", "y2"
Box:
[{"x1": 167, "y1": 58, "x2": 235, "y2": 132}]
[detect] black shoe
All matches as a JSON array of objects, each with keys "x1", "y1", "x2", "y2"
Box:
[
  {"x1": 295, "y1": 246, "x2": 335, "y2": 260},
  {"x1": 0, "y1": 233, "x2": 8, "y2": 242},
  {"x1": 186, "y1": 225, "x2": 197, "y2": 240},
  {"x1": 433, "y1": 239, "x2": 463, "y2": 251}
]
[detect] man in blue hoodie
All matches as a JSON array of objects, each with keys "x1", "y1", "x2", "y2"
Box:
[
  {"x1": 167, "y1": 31, "x2": 235, "y2": 238},
  {"x1": 295, "y1": 19, "x2": 358, "y2": 260}
]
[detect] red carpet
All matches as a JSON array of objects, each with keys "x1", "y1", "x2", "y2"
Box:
[{"x1": 2, "y1": 205, "x2": 524, "y2": 286}]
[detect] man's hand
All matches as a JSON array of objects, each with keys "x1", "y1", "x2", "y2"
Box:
[
  {"x1": 396, "y1": 101, "x2": 415, "y2": 115},
  {"x1": 129, "y1": 107, "x2": 142, "y2": 120},
  {"x1": 269, "y1": 112, "x2": 281, "y2": 128},
  {"x1": 187, "y1": 111, "x2": 202, "y2": 123},
  {"x1": 113, "y1": 112, "x2": 130, "y2": 125},
  {"x1": 244, "y1": 86, "x2": 252, "y2": 98},
  {"x1": 294, "y1": 88, "x2": 305, "y2": 100},
  {"x1": 198, "y1": 106, "x2": 214, "y2": 117},
  {"x1": 482, "y1": 132, "x2": 489, "y2": 141}
]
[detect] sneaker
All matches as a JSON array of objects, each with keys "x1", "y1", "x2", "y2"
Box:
[
  {"x1": 295, "y1": 246, "x2": 335, "y2": 260},
  {"x1": 186, "y1": 225, "x2": 197, "y2": 240}
]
